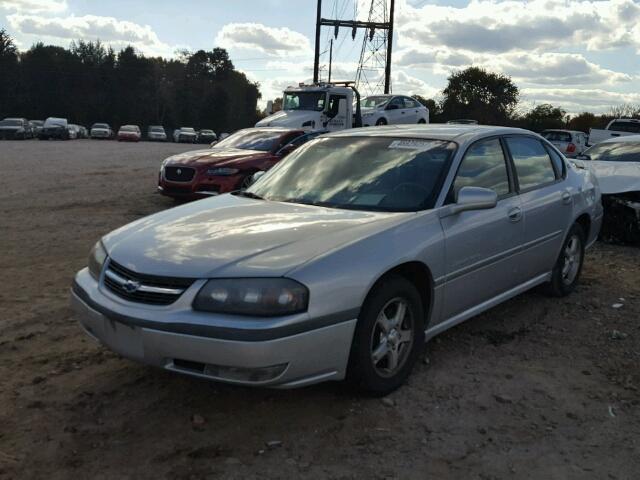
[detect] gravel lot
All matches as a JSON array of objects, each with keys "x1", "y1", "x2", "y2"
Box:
[{"x1": 1, "y1": 139, "x2": 639, "y2": 479}]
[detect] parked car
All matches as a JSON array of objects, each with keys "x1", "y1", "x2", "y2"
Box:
[
  {"x1": 588, "y1": 118, "x2": 640, "y2": 146},
  {"x1": 147, "y1": 125, "x2": 167, "y2": 142},
  {"x1": 39, "y1": 117, "x2": 70, "y2": 140},
  {"x1": 573, "y1": 135, "x2": 640, "y2": 243},
  {"x1": 117, "y1": 125, "x2": 141, "y2": 142},
  {"x1": 91, "y1": 123, "x2": 114, "y2": 139},
  {"x1": 0, "y1": 117, "x2": 33, "y2": 139},
  {"x1": 173, "y1": 127, "x2": 198, "y2": 143},
  {"x1": 73, "y1": 125, "x2": 602, "y2": 394},
  {"x1": 197, "y1": 129, "x2": 217, "y2": 144},
  {"x1": 78, "y1": 125, "x2": 89, "y2": 139},
  {"x1": 360, "y1": 95, "x2": 429, "y2": 126},
  {"x1": 158, "y1": 127, "x2": 316, "y2": 200},
  {"x1": 29, "y1": 120, "x2": 44, "y2": 137},
  {"x1": 541, "y1": 129, "x2": 587, "y2": 158},
  {"x1": 68, "y1": 124, "x2": 80, "y2": 139}
]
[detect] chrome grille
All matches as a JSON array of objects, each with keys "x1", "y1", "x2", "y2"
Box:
[
  {"x1": 103, "y1": 260, "x2": 194, "y2": 305},
  {"x1": 164, "y1": 166, "x2": 195, "y2": 182}
]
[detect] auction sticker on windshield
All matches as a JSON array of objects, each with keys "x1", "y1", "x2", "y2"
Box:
[{"x1": 388, "y1": 139, "x2": 439, "y2": 151}]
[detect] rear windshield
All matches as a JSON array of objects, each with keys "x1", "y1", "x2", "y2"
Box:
[
  {"x1": 542, "y1": 131, "x2": 572, "y2": 142},
  {"x1": 583, "y1": 142, "x2": 640, "y2": 162},
  {"x1": 609, "y1": 121, "x2": 640, "y2": 133},
  {"x1": 120, "y1": 126, "x2": 138, "y2": 132}
]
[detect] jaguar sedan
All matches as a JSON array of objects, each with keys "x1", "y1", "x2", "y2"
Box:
[{"x1": 72, "y1": 125, "x2": 602, "y2": 395}]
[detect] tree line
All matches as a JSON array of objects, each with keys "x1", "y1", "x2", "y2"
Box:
[
  {"x1": 413, "y1": 66, "x2": 639, "y2": 133},
  {"x1": 0, "y1": 29, "x2": 261, "y2": 133}
]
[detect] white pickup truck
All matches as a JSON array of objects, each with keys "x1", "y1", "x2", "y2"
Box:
[
  {"x1": 256, "y1": 82, "x2": 362, "y2": 132},
  {"x1": 588, "y1": 118, "x2": 640, "y2": 146}
]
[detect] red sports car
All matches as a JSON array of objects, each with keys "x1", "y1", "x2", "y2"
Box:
[{"x1": 158, "y1": 127, "x2": 322, "y2": 200}]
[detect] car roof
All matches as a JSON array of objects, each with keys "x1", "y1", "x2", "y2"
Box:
[
  {"x1": 600, "y1": 134, "x2": 640, "y2": 144},
  {"x1": 542, "y1": 129, "x2": 584, "y2": 134},
  {"x1": 326, "y1": 124, "x2": 536, "y2": 143}
]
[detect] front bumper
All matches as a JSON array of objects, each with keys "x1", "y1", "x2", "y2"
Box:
[
  {"x1": 158, "y1": 172, "x2": 243, "y2": 199},
  {"x1": 71, "y1": 268, "x2": 356, "y2": 388}
]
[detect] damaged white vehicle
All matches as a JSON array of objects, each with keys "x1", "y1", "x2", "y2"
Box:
[{"x1": 574, "y1": 135, "x2": 640, "y2": 243}]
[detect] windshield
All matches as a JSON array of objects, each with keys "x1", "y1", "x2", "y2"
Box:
[
  {"x1": 542, "y1": 131, "x2": 572, "y2": 142},
  {"x1": 283, "y1": 91, "x2": 326, "y2": 111},
  {"x1": 361, "y1": 96, "x2": 391, "y2": 108},
  {"x1": 46, "y1": 119, "x2": 66, "y2": 127},
  {"x1": 120, "y1": 126, "x2": 137, "y2": 132},
  {"x1": 583, "y1": 141, "x2": 640, "y2": 162},
  {"x1": 200, "y1": 130, "x2": 214, "y2": 134},
  {"x1": 93, "y1": 123, "x2": 109, "y2": 129},
  {"x1": 215, "y1": 129, "x2": 283, "y2": 151},
  {"x1": 181, "y1": 128, "x2": 195, "y2": 133},
  {"x1": 149, "y1": 126, "x2": 164, "y2": 132},
  {"x1": 248, "y1": 137, "x2": 456, "y2": 211},
  {"x1": 0, "y1": 119, "x2": 21, "y2": 126}
]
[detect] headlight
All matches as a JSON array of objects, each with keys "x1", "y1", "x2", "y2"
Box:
[
  {"x1": 207, "y1": 167, "x2": 239, "y2": 176},
  {"x1": 193, "y1": 278, "x2": 309, "y2": 316},
  {"x1": 88, "y1": 241, "x2": 107, "y2": 280}
]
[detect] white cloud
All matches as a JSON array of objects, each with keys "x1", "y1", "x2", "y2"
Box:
[
  {"x1": 522, "y1": 87, "x2": 640, "y2": 114},
  {"x1": 398, "y1": 0, "x2": 640, "y2": 54},
  {"x1": 7, "y1": 13, "x2": 175, "y2": 56},
  {"x1": 0, "y1": 0, "x2": 66, "y2": 13},
  {"x1": 215, "y1": 23, "x2": 311, "y2": 57}
]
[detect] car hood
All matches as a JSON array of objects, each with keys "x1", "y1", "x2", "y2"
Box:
[
  {"x1": 164, "y1": 147, "x2": 266, "y2": 167},
  {"x1": 255, "y1": 110, "x2": 318, "y2": 127},
  {"x1": 102, "y1": 194, "x2": 412, "y2": 278},
  {"x1": 575, "y1": 160, "x2": 640, "y2": 194}
]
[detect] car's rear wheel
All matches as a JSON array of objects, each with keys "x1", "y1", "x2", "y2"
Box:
[
  {"x1": 348, "y1": 275, "x2": 424, "y2": 396},
  {"x1": 417, "y1": 119, "x2": 426, "y2": 124},
  {"x1": 546, "y1": 223, "x2": 585, "y2": 297},
  {"x1": 375, "y1": 118, "x2": 388, "y2": 126}
]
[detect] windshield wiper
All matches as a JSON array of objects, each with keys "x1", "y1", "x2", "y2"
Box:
[{"x1": 234, "y1": 190, "x2": 264, "y2": 200}]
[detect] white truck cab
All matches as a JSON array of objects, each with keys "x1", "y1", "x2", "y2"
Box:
[
  {"x1": 256, "y1": 82, "x2": 361, "y2": 132},
  {"x1": 588, "y1": 118, "x2": 640, "y2": 146}
]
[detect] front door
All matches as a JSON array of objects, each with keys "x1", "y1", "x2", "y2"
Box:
[{"x1": 439, "y1": 137, "x2": 525, "y2": 322}]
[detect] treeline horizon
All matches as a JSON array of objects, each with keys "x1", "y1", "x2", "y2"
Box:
[{"x1": 0, "y1": 30, "x2": 261, "y2": 133}]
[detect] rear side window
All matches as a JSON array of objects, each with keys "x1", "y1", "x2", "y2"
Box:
[
  {"x1": 506, "y1": 137, "x2": 557, "y2": 191},
  {"x1": 403, "y1": 97, "x2": 419, "y2": 109},
  {"x1": 610, "y1": 121, "x2": 640, "y2": 133},
  {"x1": 544, "y1": 145, "x2": 566, "y2": 178},
  {"x1": 453, "y1": 138, "x2": 510, "y2": 197}
]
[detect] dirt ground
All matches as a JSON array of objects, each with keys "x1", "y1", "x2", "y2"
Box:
[{"x1": 0, "y1": 140, "x2": 638, "y2": 480}]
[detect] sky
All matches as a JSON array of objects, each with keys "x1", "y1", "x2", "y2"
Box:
[{"x1": 2, "y1": 0, "x2": 640, "y2": 114}]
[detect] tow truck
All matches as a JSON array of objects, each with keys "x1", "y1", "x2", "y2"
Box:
[{"x1": 256, "y1": 81, "x2": 362, "y2": 132}]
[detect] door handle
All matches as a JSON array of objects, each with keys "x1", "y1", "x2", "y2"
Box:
[
  {"x1": 562, "y1": 191, "x2": 572, "y2": 205},
  {"x1": 508, "y1": 207, "x2": 522, "y2": 222}
]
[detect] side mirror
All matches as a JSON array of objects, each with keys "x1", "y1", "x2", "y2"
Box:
[
  {"x1": 439, "y1": 186, "x2": 498, "y2": 218},
  {"x1": 248, "y1": 171, "x2": 266, "y2": 187},
  {"x1": 277, "y1": 143, "x2": 297, "y2": 156}
]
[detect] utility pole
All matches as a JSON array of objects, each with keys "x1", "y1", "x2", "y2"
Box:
[
  {"x1": 328, "y1": 38, "x2": 333, "y2": 83},
  {"x1": 312, "y1": 0, "x2": 394, "y2": 92}
]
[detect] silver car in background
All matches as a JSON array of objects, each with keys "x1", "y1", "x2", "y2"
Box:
[
  {"x1": 541, "y1": 129, "x2": 588, "y2": 158},
  {"x1": 72, "y1": 125, "x2": 602, "y2": 395}
]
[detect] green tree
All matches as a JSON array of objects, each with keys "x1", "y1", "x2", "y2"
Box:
[
  {"x1": 0, "y1": 29, "x2": 19, "y2": 117},
  {"x1": 522, "y1": 104, "x2": 567, "y2": 132},
  {"x1": 440, "y1": 67, "x2": 519, "y2": 124},
  {"x1": 567, "y1": 112, "x2": 597, "y2": 133},
  {"x1": 412, "y1": 95, "x2": 441, "y2": 122}
]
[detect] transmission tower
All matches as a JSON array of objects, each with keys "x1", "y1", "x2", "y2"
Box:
[
  {"x1": 312, "y1": 0, "x2": 394, "y2": 94},
  {"x1": 355, "y1": 0, "x2": 394, "y2": 96}
]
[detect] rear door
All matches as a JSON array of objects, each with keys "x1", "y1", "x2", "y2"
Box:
[
  {"x1": 504, "y1": 136, "x2": 573, "y2": 280},
  {"x1": 439, "y1": 137, "x2": 525, "y2": 322}
]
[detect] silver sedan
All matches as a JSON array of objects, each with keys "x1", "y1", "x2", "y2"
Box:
[{"x1": 72, "y1": 125, "x2": 603, "y2": 395}]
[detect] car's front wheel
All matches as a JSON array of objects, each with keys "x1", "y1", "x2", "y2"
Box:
[
  {"x1": 375, "y1": 118, "x2": 388, "y2": 126},
  {"x1": 348, "y1": 275, "x2": 424, "y2": 396},
  {"x1": 547, "y1": 223, "x2": 585, "y2": 297}
]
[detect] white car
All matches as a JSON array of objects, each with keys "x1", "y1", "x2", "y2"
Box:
[
  {"x1": 360, "y1": 95, "x2": 429, "y2": 127},
  {"x1": 147, "y1": 125, "x2": 167, "y2": 142},
  {"x1": 541, "y1": 130, "x2": 587, "y2": 158},
  {"x1": 173, "y1": 127, "x2": 197, "y2": 143},
  {"x1": 91, "y1": 123, "x2": 114, "y2": 139}
]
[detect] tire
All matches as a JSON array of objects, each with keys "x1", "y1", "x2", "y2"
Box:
[
  {"x1": 347, "y1": 275, "x2": 425, "y2": 396},
  {"x1": 546, "y1": 223, "x2": 585, "y2": 297},
  {"x1": 375, "y1": 118, "x2": 388, "y2": 126},
  {"x1": 417, "y1": 119, "x2": 427, "y2": 124}
]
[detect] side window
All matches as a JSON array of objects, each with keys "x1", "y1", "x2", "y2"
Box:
[
  {"x1": 545, "y1": 144, "x2": 566, "y2": 178},
  {"x1": 327, "y1": 95, "x2": 345, "y2": 118},
  {"x1": 387, "y1": 97, "x2": 403, "y2": 109},
  {"x1": 453, "y1": 138, "x2": 511, "y2": 198},
  {"x1": 403, "y1": 97, "x2": 418, "y2": 109},
  {"x1": 505, "y1": 137, "x2": 557, "y2": 190}
]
